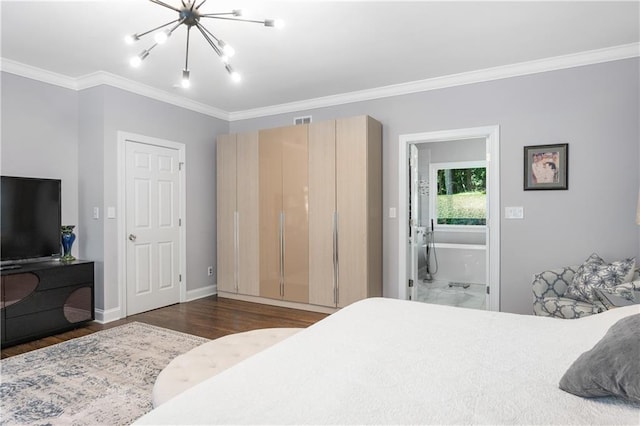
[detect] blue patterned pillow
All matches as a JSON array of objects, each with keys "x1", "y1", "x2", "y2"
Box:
[
  {"x1": 565, "y1": 253, "x2": 636, "y2": 303},
  {"x1": 600, "y1": 281, "x2": 639, "y2": 302}
]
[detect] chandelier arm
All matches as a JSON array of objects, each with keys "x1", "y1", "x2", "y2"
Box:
[
  {"x1": 148, "y1": 0, "x2": 181, "y2": 13},
  {"x1": 199, "y1": 22, "x2": 222, "y2": 44},
  {"x1": 136, "y1": 41, "x2": 159, "y2": 61},
  {"x1": 167, "y1": 18, "x2": 187, "y2": 36},
  {"x1": 195, "y1": 23, "x2": 223, "y2": 57},
  {"x1": 199, "y1": 12, "x2": 237, "y2": 16},
  {"x1": 195, "y1": 0, "x2": 207, "y2": 9},
  {"x1": 135, "y1": 18, "x2": 181, "y2": 39},
  {"x1": 200, "y1": 15, "x2": 268, "y2": 25},
  {"x1": 184, "y1": 26, "x2": 191, "y2": 70}
]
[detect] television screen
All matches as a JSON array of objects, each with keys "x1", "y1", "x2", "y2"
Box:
[{"x1": 1, "y1": 176, "x2": 62, "y2": 262}]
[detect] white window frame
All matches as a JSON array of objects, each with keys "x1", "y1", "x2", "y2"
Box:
[{"x1": 429, "y1": 160, "x2": 487, "y2": 233}]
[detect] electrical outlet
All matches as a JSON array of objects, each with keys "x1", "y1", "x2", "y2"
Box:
[{"x1": 207, "y1": 266, "x2": 214, "y2": 276}]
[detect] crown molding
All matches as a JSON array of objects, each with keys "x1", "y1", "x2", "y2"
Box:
[
  {"x1": 228, "y1": 42, "x2": 640, "y2": 121},
  {"x1": 2, "y1": 42, "x2": 639, "y2": 122},
  {"x1": 0, "y1": 58, "x2": 77, "y2": 90},
  {"x1": 76, "y1": 71, "x2": 229, "y2": 120},
  {"x1": 0, "y1": 59, "x2": 229, "y2": 121}
]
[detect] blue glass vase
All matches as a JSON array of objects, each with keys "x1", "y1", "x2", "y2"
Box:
[{"x1": 61, "y1": 225, "x2": 76, "y2": 262}]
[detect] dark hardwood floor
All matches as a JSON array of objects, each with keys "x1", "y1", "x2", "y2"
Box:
[{"x1": 1, "y1": 296, "x2": 328, "y2": 359}]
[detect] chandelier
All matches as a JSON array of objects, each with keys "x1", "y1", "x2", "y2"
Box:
[{"x1": 126, "y1": 0, "x2": 283, "y2": 88}]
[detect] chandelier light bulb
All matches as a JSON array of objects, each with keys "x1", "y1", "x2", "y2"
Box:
[
  {"x1": 220, "y1": 42, "x2": 235, "y2": 58},
  {"x1": 130, "y1": 50, "x2": 149, "y2": 68},
  {"x1": 224, "y1": 45, "x2": 235, "y2": 57},
  {"x1": 181, "y1": 70, "x2": 191, "y2": 88},
  {"x1": 225, "y1": 64, "x2": 241, "y2": 82},
  {"x1": 124, "y1": 34, "x2": 139, "y2": 45},
  {"x1": 232, "y1": 9, "x2": 243, "y2": 16},
  {"x1": 220, "y1": 55, "x2": 229, "y2": 64},
  {"x1": 154, "y1": 30, "x2": 170, "y2": 45},
  {"x1": 130, "y1": 56, "x2": 142, "y2": 68},
  {"x1": 264, "y1": 19, "x2": 284, "y2": 28}
]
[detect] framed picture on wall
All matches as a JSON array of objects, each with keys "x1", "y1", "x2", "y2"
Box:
[{"x1": 524, "y1": 143, "x2": 568, "y2": 190}]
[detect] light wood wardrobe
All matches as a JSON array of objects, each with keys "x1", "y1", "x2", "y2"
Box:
[
  {"x1": 216, "y1": 115, "x2": 381, "y2": 312},
  {"x1": 308, "y1": 116, "x2": 382, "y2": 308},
  {"x1": 216, "y1": 131, "x2": 260, "y2": 296}
]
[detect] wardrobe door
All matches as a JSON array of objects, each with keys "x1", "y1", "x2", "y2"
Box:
[
  {"x1": 308, "y1": 120, "x2": 337, "y2": 307},
  {"x1": 216, "y1": 133, "x2": 237, "y2": 293},
  {"x1": 259, "y1": 127, "x2": 284, "y2": 300},
  {"x1": 236, "y1": 131, "x2": 260, "y2": 296},
  {"x1": 336, "y1": 116, "x2": 382, "y2": 307},
  {"x1": 281, "y1": 125, "x2": 309, "y2": 303},
  {"x1": 364, "y1": 117, "x2": 383, "y2": 302}
]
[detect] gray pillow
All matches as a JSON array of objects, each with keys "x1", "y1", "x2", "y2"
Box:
[{"x1": 559, "y1": 314, "x2": 640, "y2": 403}]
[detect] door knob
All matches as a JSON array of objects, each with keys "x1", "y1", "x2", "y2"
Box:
[{"x1": 128, "y1": 234, "x2": 137, "y2": 241}]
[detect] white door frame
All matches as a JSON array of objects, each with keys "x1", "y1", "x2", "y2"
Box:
[
  {"x1": 398, "y1": 126, "x2": 500, "y2": 311},
  {"x1": 117, "y1": 131, "x2": 187, "y2": 317}
]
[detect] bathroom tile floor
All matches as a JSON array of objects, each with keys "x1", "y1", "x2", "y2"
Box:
[{"x1": 414, "y1": 279, "x2": 486, "y2": 310}]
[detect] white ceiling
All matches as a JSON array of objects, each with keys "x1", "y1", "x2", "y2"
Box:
[{"x1": 1, "y1": 1, "x2": 639, "y2": 117}]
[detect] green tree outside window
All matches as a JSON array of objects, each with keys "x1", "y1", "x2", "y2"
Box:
[{"x1": 435, "y1": 167, "x2": 486, "y2": 226}]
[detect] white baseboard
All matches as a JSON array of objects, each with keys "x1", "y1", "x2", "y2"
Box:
[
  {"x1": 185, "y1": 284, "x2": 217, "y2": 302},
  {"x1": 93, "y1": 285, "x2": 216, "y2": 323},
  {"x1": 94, "y1": 307, "x2": 123, "y2": 324}
]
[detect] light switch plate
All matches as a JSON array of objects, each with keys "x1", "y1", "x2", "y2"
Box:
[
  {"x1": 505, "y1": 206, "x2": 524, "y2": 219},
  {"x1": 107, "y1": 207, "x2": 116, "y2": 219},
  {"x1": 389, "y1": 207, "x2": 397, "y2": 218}
]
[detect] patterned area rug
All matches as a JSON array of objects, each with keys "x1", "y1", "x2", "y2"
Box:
[{"x1": 0, "y1": 322, "x2": 209, "y2": 425}]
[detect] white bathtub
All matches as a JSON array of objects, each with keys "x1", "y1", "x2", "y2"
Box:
[{"x1": 422, "y1": 243, "x2": 486, "y2": 285}]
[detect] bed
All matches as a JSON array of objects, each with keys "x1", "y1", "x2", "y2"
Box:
[{"x1": 135, "y1": 298, "x2": 640, "y2": 425}]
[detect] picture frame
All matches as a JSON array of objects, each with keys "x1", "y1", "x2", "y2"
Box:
[{"x1": 524, "y1": 143, "x2": 568, "y2": 190}]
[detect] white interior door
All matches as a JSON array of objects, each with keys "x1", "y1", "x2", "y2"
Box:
[
  {"x1": 408, "y1": 144, "x2": 419, "y2": 300},
  {"x1": 125, "y1": 140, "x2": 181, "y2": 315}
]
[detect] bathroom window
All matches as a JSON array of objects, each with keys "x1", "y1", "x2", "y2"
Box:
[{"x1": 429, "y1": 161, "x2": 486, "y2": 229}]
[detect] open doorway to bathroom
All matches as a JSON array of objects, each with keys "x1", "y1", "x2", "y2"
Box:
[
  {"x1": 411, "y1": 140, "x2": 487, "y2": 309},
  {"x1": 398, "y1": 126, "x2": 500, "y2": 311}
]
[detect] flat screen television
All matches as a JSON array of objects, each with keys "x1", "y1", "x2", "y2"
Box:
[{"x1": 1, "y1": 176, "x2": 62, "y2": 263}]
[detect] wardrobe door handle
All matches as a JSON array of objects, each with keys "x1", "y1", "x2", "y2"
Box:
[
  {"x1": 335, "y1": 212, "x2": 339, "y2": 305},
  {"x1": 234, "y1": 211, "x2": 239, "y2": 292},
  {"x1": 279, "y1": 211, "x2": 285, "y2": 297},
  {"x1": 333, "y1": 212, "x2": 338, "y2": 305}
]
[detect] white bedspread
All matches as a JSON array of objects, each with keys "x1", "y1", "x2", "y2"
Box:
[{"x1": 136, "y1": 298, "x2": 640, "y2": 425}]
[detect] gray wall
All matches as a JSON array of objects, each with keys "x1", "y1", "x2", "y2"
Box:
[
  {"x1": 2, "y1": 57, "x2": 638, "y2": 316},
  {"x1": 230, "y1": 58, "x2": 640, "y2": 314},
  {"x1": 2, "y1": 73, "x2": 228, "y2": 316},
  {"x1": 78, "y1": 86, "x2": 106, "y2": 308},
  {"x1": 1, "y1": 73, "x2": 79, "y2": 247}
]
